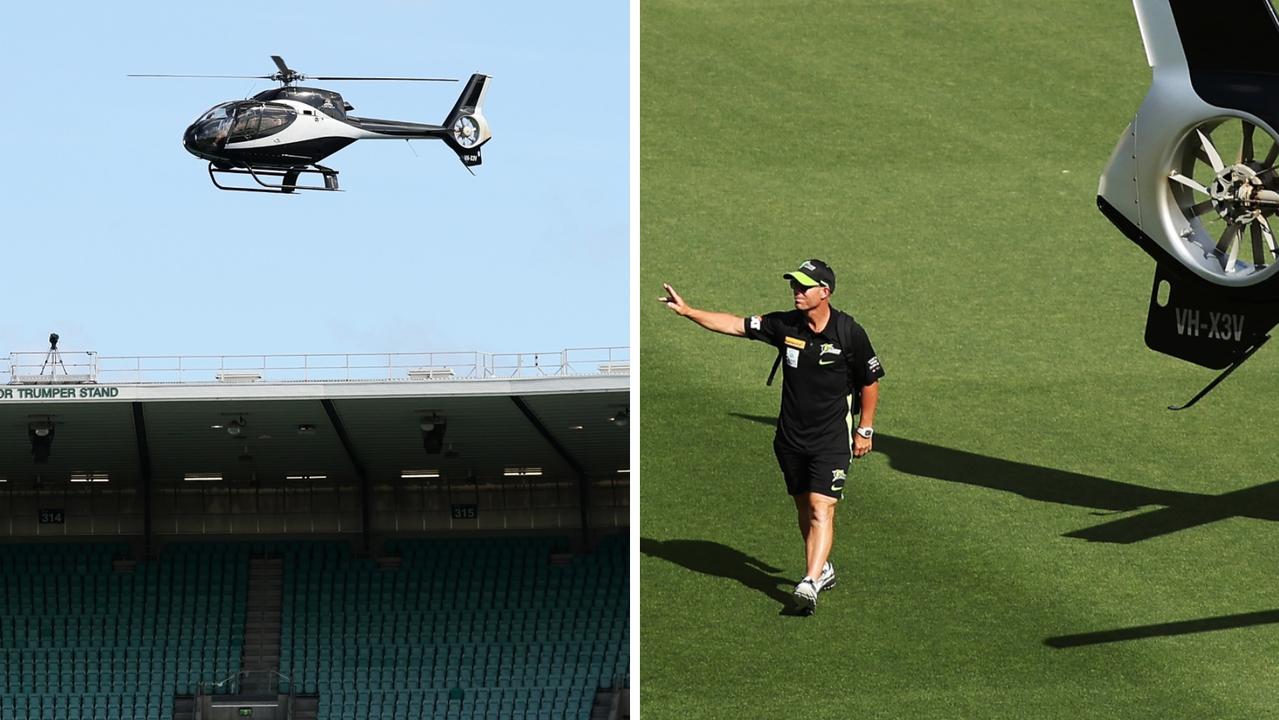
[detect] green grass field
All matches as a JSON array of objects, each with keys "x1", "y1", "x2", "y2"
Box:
[{"x1": 640, "y1": 2, "x2": 1279, "y2": 717}]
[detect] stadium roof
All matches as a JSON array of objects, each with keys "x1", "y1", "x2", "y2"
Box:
[{"x1": 0, "y1": 348, "x2": 629, "y2": 486}]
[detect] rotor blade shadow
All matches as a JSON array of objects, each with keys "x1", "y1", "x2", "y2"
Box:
[
  {"x1": 727, "y1": 414, "x2": 1279, "y2": 543},
  {"x1": 1045, "y1": 609, "x2": 1279, "y2": 648},
  {"x1": 640, "y1": 537, "x2": 802, "y2": 614}
]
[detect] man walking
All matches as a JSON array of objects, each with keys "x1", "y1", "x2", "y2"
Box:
[{"x1": 660, "y1": 259, "x2": 884, "y2": 614}]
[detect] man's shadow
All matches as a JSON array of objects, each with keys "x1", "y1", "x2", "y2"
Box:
[
  {"x1": 640, "y1": 538, "x2": 810, "y2": 616},
  {"x1": 729, "y1": 413, "x2": 1279, "y2": 543}
]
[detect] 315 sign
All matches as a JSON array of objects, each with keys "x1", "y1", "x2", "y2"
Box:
[{"x1": 451, "y1": 504, "x2": 478, "y2": 520}]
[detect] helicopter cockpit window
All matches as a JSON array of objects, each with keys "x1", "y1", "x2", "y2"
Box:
[
  {"x1": 192, "y1": 103, "x2": 235, "y2": 147},
  {"x1": 227, "y1": 104, "x2": 297, "y2": 143},
  {"x1": 198, "y1": 103, "x2": 234, "y2": 123},
  {"x1": 257, "y1": 106, "x2": 295, "y2": 134}
]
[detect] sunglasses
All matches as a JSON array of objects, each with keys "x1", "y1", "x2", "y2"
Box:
[{"x1": 789, "y1": 279, "x2": 824, "y2": 293}]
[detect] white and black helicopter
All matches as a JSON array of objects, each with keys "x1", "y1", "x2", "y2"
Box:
[
  {"x1": 1099, "y1": 0, "x2": 1279, "y2": 408},
  {"x1": 130, "y1": 56, "x2": 491, "y2": 193}
]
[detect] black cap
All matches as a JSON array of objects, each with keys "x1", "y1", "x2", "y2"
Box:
[{"x1": 782, "y1": 259, "x2": 836, "y2": 293}]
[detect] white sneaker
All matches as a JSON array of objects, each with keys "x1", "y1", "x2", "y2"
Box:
[
  {"x1": 793, "y1": 577, "x2": 819, "y2": 613},
  {"x1": 817, "y1": 561, "x2": 836, "y2": 592}
]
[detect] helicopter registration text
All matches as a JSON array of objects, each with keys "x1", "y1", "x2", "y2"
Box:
[{"x1": 1174, "y1": 308, "x2": 1245, "y2": 342}]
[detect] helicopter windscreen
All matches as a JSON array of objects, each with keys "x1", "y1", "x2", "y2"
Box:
[{"x1": 190, "y1": 102, "x2": 235, "y2": 148}]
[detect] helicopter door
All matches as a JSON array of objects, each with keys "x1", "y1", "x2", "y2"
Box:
[
  {"x1": 227, "y1": 104, "x2": 298, "y2": 143},
  {"x1": 227, "y1": 105, "x2": 261, "y2": 144}
]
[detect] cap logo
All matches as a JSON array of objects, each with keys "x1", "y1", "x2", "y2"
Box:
[{"x1": 800, "y1": 261, "x2": 816, "y2": 271}]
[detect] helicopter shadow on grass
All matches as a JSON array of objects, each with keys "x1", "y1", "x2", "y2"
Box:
[
  {"x1": 639, "y1": 538, "x2": 810, "y2": 617},
  {"x1": 1043, "y1": 609, "x2": 1279, "y2": 648},
  {"x1": 729, "y1": 414, "x2": 1279, "y2": 544},
  {"x1": 730, "y1": 413, "x2": 1279, "y2": 644}
]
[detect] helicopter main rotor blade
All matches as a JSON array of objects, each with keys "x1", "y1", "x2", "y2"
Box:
[
  {"x1": 127, "y1": 74, "x2": 274, "y2": 79},
  {"x1": 271, "y1": 55, "x2": 292, "y2": 74},
  {"x1": 309, "y1": 75, "x2": 458, "y2": 82}
]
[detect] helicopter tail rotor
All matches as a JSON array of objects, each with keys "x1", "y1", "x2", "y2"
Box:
[{"x1": 441, "y1": 74, "x2": 492, "y2": 168}]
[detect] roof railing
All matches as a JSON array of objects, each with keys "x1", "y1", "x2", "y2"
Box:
[{"x1": 4, "y1": 347, "x2": 629, "y2": 385}]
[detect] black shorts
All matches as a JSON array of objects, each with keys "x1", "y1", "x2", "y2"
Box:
[{"x1": 773, "y1": 442, "x2": 850, "y2": 500}]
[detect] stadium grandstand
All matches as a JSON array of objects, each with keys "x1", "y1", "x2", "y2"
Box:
[{"x1": 0, "y1": 344, "x2": 630, "y2": 720}]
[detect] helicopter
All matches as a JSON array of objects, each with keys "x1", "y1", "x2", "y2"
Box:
[
  {"x1": 130, "y1": 56, "x2": 491, "y2": 193},
  {"x1": 1098, "y1": 0, "x2": 1279, "y2": 409}
]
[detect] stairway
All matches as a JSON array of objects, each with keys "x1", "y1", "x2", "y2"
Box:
[
  {"x1": 590, "y1": 689, "x2": 612, "y2": 720},
  {"x1": 240, "y1": 557, "x2": 283, "y2": 695},
  {"x1": 292, "y1": 695, "x2": 320, "y2": 720}
]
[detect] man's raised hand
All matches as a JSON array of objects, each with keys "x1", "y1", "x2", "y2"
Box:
[{"x1": 660, "y1": 283, "x2": 689, "y2": 316}]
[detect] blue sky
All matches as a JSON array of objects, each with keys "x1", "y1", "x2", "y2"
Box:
[{"x1": 0, "y1": 1, "x2": 629, "y2": 359}]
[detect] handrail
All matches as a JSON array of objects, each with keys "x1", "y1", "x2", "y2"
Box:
[
  {"x1": 4, "y1": 347, "x2": 629, "y2": 385},
  {"x1": 197, "y1": 668, "x2": 292, "y2": 697}
]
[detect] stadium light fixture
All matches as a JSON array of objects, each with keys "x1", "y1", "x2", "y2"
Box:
[
  {"x1": 285, "y1": 474, "x2": 328, "y2": 480},
  {"x1": 401, "y1": 470, "x2": 441, "y2": 479},
  {"x1": 421, "y1": 415, "x2": 447, "y2": 454},
  {"x1": 610, "y1": 409, "x2": 629, "y2": 428},
  {"x1": 70, "y1": 473, "x2": 109, "y2": 483},
  {"x1": 503, "y1": 467, "x2": 543, "y2": 477},
  {"x1": 226, "y1": 417, "x2": 246, "y2": 436},
  {"x1": 29, "y1": 421, "x2": 54, "y2": 463},
  {"x1": 184, "y1": 473, "x2": 223, "y2": 482}
]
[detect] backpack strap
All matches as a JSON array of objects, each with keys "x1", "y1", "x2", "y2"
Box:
[
  {"x1": 766, "y1": 349, "x2": 783, "y2": 386},
  {"x1": 834, "y1": 310, "x2": 862, "y2": 415}
]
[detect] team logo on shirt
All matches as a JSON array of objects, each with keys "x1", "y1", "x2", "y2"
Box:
[
  {"x1": 818, "y1": 343, "x2": 840, "y2": 365},
  {"x1": 868, "y1": 356, "x2": 881, "y2": 373}
]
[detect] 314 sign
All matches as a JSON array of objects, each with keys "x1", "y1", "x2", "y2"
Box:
[{"x1": 39, "y1": 509, "x2": 64, "y2": 524}]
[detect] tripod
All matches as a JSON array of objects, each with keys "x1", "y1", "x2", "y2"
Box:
[{"x1": 39, "y1": 333, "x2": 69, "y2": 377}]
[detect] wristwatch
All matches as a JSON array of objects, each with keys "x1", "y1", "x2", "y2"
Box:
[{"x1": 855, "y1": 427, "x2": 874, "y2": 439}]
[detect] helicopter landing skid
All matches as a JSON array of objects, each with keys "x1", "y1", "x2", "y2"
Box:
[{"x1": 207, "y1": 163, "x2": 340, "y2": 194}]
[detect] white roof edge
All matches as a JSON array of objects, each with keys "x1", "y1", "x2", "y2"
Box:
[{"x1": 0, "y1": 374, "x2": 628, "y2": 404}]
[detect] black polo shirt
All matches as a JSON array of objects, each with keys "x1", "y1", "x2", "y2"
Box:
[{"x1": 744, "y1": 307, "x2": 884, "y2": 455}]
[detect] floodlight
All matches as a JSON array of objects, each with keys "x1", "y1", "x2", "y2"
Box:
[
  {"x1": 29, "y1": 422, "x2": 54, "y2": 463},
  {"x1": 422, "y1": 416, "x2": 447, "y2": 454}
]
